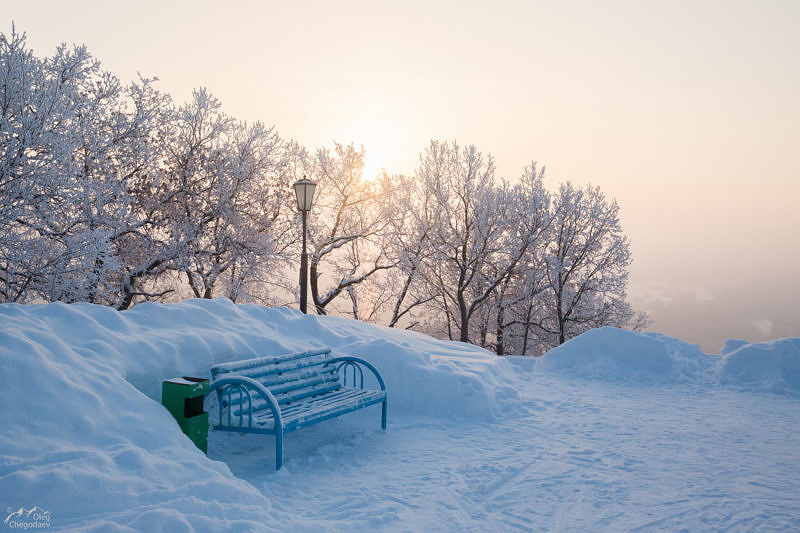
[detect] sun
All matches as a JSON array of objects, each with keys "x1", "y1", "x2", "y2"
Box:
[
  {"x1": 355, "y1": 131, "x2": 394, "y2": 182},
  {"x1": 345, "y1": 115, "x2": 401, "y2": 182},
  {"x1": 337, "y1": 109, "x2": 416, "y2": 182},
  {"x1": 361, "y1": 147, "x2": 385, "y2": 182}
]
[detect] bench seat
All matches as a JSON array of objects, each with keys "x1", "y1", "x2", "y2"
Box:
[{"x1": 222, "y1": 388, "x2": 386, "y2": 433}]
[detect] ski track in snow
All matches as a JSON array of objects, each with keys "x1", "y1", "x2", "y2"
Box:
[{"x1": 212, "y1": 376, "x2": 800, "y2": 532}]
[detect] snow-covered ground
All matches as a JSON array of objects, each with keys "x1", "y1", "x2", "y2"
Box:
[{"x1": 1, "y1": 299, "x2": 798, "y2": 531}]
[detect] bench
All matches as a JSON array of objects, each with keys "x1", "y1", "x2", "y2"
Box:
[{"x1": 207, "y1": 348, "x2": 387, "y2": 470}]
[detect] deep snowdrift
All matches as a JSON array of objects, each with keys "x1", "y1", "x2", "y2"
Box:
[
  {"x1": 0, "y1": 302, "x2": 272, "y2": 530},
  {"x1": 536, "y1": 325, "x2": 800, "y2": 397},
  {"x1": 716, "y1": 337, "x2": 800, "y2": 396},
  {"x1": 0, "y1": 299, "x2": 798, "y2": 530},
  {"x1": 534, "y1": 327, "x2": 715, "y2": 385}
]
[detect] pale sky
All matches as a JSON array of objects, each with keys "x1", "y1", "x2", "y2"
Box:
[{"x1": 5, "y1": 0, "x2": 799, "y2": 351}]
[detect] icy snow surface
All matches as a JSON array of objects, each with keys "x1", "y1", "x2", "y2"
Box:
[{"x1": 1, "y1": 299, "x2": 799, "y2": 531}]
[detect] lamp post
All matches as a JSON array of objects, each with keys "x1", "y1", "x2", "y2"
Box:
[{"x1": 293, "y1": 177, "x2": 316, "y2": 314}]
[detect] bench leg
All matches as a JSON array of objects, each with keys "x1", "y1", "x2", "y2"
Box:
[
  {"x1": 381, "y1": 400, "x2": 387, "y2": 430},
  {"x1": 275, "y1": 426, "x2": 284, "y2": 470}
]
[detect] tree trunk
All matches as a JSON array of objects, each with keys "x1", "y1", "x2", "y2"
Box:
[
  {"x1": 388, "y1": 267, "x2": 416, "y2": 328},
  {"x1": 495, "y1": 276, "x2": 511, "y2": 355},
  {"x1": 186, "y1": 271, "x2": 202, "y2": 299},
  {"x1": 118, "y1": 288, "x2": 134, "y2": 311},
  {"x1": 521, "y1": 304, "x2": 533, "y2": 356},
  {"x1": 457, "y1": 247, "x2": 469, "y2": 342},
  {"x1": 496, "y1": 304, "x2": 505, "y2": 355},
  {"x1": 348, "y1": 286, "x2": 359, "y2": 320},
  {"x1": 458, "y1": 290, "x2": 469, "y2": 343}
]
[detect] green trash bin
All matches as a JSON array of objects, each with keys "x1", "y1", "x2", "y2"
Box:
[{"x1": 162, "y1": 377, "x2": 210, "y2": 454}]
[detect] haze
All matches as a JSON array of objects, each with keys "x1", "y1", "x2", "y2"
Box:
[{"x1": 5, "y1": 0, "x2": 799, "y2": 352}]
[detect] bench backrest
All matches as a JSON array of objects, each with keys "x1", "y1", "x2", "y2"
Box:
[{"x1": 211, "y1": 349, "x2": 342, "y2": 412}]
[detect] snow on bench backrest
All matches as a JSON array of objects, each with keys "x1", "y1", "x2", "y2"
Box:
[{"x1": 211, "y1": 349, "x2": 342, "y2": 410}]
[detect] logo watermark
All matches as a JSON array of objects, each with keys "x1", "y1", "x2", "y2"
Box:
[{"x1": 3, "y1": 507, "x2": 51, "y2": 529}]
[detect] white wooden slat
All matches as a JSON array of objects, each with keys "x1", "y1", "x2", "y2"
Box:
[
  {"x1": 227, "y1": 354, "x2": 333, "y2": 381},
  {"x1": 269, "y1": 372, "x2": 339, "y2": 396},
  {"x1": 284, "y1": 390, "x2": 385, "y2": 430},
  {"x1": 226, "y1": 371, "x2": 341, "y2": 414},
  {"x1": 230, "y1": 380, "x2": 344, "y2": 416},
  {"x1": 212, "y1": 349, "x2": 331, "y2": 375},
  {"x1": 254, "y1": 363, "x2": 336, "y2": 388},
  {"x1": 229, "y1": 373, "x2": 342, "y2": 413},
  {"x1": 250, "y1": 389, "x2": 385, "y2": 429}
]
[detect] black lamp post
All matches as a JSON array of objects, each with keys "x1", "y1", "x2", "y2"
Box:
[{"x1": 293, "y1": 177, "x2": 316, "y2": 314}]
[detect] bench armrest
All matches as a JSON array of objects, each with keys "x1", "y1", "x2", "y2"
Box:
[
  {"x1": 329, "y1": 356, "x2": 387, "y2": 392},
  {"x1": 207, "y1": 375, "x2": 283, "y2": 430}
]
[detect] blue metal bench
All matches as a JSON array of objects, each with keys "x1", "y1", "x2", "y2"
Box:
[{"x1": 207, "y1": 349, "x2": 387, "y2": 470}]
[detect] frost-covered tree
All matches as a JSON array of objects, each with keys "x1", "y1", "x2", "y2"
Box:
[
  {"x1": 0, "y1": 26, "x2": 62, "y2": 302},
  {"x1": 71, "y1": 73, "x2": 174, "y2": 309},
  {"x1": 536, "y1": 182, "x2": 643, "y2": 346},
  {"x1": 160, "y1": 89, "x2": 293, "y2": 303},
  {"x1": 1, "y1": 28, "x2": 296, "y2": 308},
  {"x1": 415, "y1": 141, "x2": 534, "y2": 343},
  {"x1": 381, "y1": 172, "x2": 438, "y2": 328},
  {"x1": 490, "y1": 163, "x2": 551, "y2": 355},
  {"x1": 302, "y1": 143, "x2": 394, "y2": 315},
  {"x1": 0, "y1": 27, "x2": 174, "y2": 307}
]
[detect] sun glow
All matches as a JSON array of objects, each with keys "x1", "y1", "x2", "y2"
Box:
[
  {"x1": 339, "y1": 111, "x2": 417, "y2": 183},
  {"x1": 361, "y1": 146, "x2": 385, "y2": 182}
]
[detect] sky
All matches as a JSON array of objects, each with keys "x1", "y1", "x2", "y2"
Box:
[{"x1": 4, "y1": 0, "x2": 799, "y2": 351}]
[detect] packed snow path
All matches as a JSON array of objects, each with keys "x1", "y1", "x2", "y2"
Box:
[{"x1": 214, "y1": 375, "x2": 800, "y2": 532}]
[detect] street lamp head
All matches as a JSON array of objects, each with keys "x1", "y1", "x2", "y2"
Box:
[{"x1": 293, "y1": 177, "x2": 316, "y2": 212}]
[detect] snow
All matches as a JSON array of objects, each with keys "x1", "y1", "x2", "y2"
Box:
[
  {"x1": 1, "y1": 299, "x2": 799, "y2": 531},
  {"x1": 534, "y1": 326, "x2": 716, "y2": 386},
  {"x1": 716, "y1": 337, "x2": 800, "y2": 396},
  {"x1": 720, "y1": 338, "x2": 750, "y2": 355}
]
